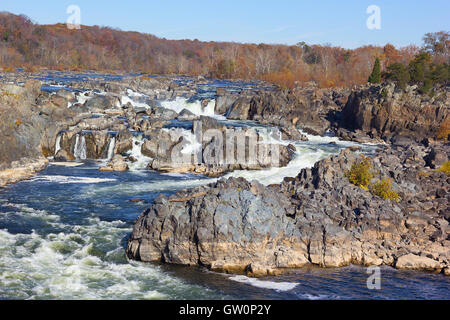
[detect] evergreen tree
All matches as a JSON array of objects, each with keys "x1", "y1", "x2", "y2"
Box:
[
  {"x1": 368, "y1": 57, "x2": 381, "y2": 84},
  {"x1": 385, "y1": 63, "x2": 410, "y2": 90}
]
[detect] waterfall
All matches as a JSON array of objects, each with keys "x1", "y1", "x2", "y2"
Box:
[
  {"x1": 127, "y1": 136, "x2": 152, "y2": 170},
  {"x1": 54, "y1": 134, "x2": 62, "y2": 156},
  {"x1": 160, "y1": 97, "x2": 223, "y2": 119},
  {"x1": 106, "y1": 137, "x2": 116, "y2": 160},
  {"x1": 73, "y1": 134, "x2": 87, "y2": 160}
]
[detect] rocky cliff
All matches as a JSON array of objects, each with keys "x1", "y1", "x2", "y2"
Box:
[
  {"x1": 340, "y1": 83, "x2": 449, "y2": 143},
  {"x1": 127, "y1": 143, "x2": 449, "y2": 276},
  {"x1": 0, "y1": 80, "x2": 79, "y2": 186},
  {"x1": 216, "y1": 82, "x2": 348, "y2": 136},
  {"x1": 216, "y1": 82, "x2": 449, "y2": 144}
]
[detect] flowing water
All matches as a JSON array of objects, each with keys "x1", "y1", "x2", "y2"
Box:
[{"x1": 1, "y1": 77, "x2": 449, "y2": 300}]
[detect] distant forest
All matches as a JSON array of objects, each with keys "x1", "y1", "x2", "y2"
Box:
[{"x1": 0, "y1": 12, "x2": 448, "y2": 88}]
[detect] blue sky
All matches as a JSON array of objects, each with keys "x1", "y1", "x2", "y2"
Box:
[{"x1": 1, "y1": 0, "x2": 449, "y2": 48}]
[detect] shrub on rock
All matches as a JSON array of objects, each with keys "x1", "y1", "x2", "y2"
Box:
[
  {"x1": 345, "y1": 155, "x2": 374, "y2": 190},
  {"x1": 370, "y1": 178, "x2": 401, "y2": 202},
  {"x1": 437, "y1": 161, "x2": 450, "y2": 175}
]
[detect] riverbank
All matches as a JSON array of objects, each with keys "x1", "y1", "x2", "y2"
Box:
[{"x1": 0, "y1": 157, "x2": 49, "y2": 188}]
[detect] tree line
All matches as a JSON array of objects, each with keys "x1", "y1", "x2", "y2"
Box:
[
  {"x1": 368, "y1": 31, "x2": 449, "y2": 93},
  {"x1": 0, "y1": 12, "x2": 448, "y2": 89}
]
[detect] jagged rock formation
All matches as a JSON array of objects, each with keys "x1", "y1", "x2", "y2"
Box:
[
  {"x1": 0, "y1": 80, "x2": 79, "y2": 186},
  {"x1": 340, "y1": 83, "x2": 449, "y2": 143},
  {"x1": 215, "y1": 82, "x2": 349, "y2": 136},
  {"x1": 147, "y1": 117, "x2": 298, "y2": 177},
  {"x1": 127, "y1": 143, "x2": 449, "y2": 276},
  {"x1": 216, "y1": 82, "x2": 449, "y2": 143}
]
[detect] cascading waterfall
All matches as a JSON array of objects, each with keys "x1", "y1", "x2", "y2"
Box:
[
  {"x1": 160, "y1": 97, "x2": 222, "y2": 119},
  {"x1": 73, "y1": 134, "x2": 87, "y2": 160},
  {"x1": 54, "y1": 134, "x2": 62, "y2": 156},
  {"x1": 127, "y1": 136, "x2": 152, "y2": 170},
  {"x1": 163, "y1": 128, "x2": 202, "y2": 155},
  {"x1": 106, "y1": 137, "x2": 116, "y2": 160}
]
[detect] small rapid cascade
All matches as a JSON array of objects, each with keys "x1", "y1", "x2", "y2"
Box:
[
  {"x1": 73, "y1": 134, "x2": 87, "y2": 160},
  {"x1": 106, "y1": 137, "x2": 116, "y2": 161},
  {"x1": 127, "y1": 136, "x2": 152, "y2": 170},
  {"x1": 163, "y1": 128, "x2": 202, "y2": 155},
  {"x1": 54, "y1": 134, "x2": 62, "y2": 156},
  {"x1": 160, "y1": 97, "x2": 223, "y2": 119},
  {"x1": 257, "y1": 128, "x2": 283, "y2": 145}
]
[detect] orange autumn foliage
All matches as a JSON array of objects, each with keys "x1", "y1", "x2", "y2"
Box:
[{"x1": 0, "y1": 12, "x2": 445, "y2": 89}]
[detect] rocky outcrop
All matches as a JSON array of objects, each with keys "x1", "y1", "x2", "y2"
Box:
[
  {"x1": 127, "y1": 143, "x2": 449, "y2": 276},
  {"x1": 0, "y1": 157, "x2": 49, "y2": 187},
  {"x1": 100, "y1": 154, "x2": 129, "y2": 172},
  {"x1": 54, "y1": 149, "x2": 75, "y2": 162},
  {"x1": 214, "y1": 82, "x2": 349, "y2": 136},
  {"x1": 340, "y1": 83, "x2": 449, "y2": 143},
  {"x1": 146, "y1": 117, "x2": 297, "y2": 177},
  {"x1": 0, "y1": 80, "x2": 82, "y2": 184}
]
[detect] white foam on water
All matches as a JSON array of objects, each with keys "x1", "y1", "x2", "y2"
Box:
[
  {"x1": 163, "y1": 128, "x2": 202, "y2": 155},
  {"x1": 0, "y1": 204, "x2": 215, "y2": 300},
  {"x1": 160, "y1": 97, "x2": 224, "y2": 119},
  {"x1": 28, "y1": 175, "x2": 117, "y2": 184},
  {"x1": 121, "y1": 94, "x2": 151, "y2": 110},
  {"x1": 54, "y1": 134, "x2": 62, "y2": 156},
  {"x1": 126, "y1": 89, "x2": 148, "y2": 98},
  {"x1": 0, "y1": 203, "x2": 61, "y2": 224},
  {"x1": 223, "y1": 129, "x2": 378, "y2": 186},
  {"x1": 73, "y1": 135, "x2": 87, "y2": 160},
  {"x1": 223, "y1": 144, "x2": 326, "y2": 186},
  {"x1": 81, "y1": 178, "x2": 212, "y2": 198},
  {"x1": 299, "y1": 129, "x2": 380, "y2": 147},
  {"x1": 298, "y1": 293, "x2": 336, "y2": 300},
  {"x1": 106, "y1": 137, "x2": 116, "y2": 161},
  {"x1": 69, "y1": 91, "x2": 93, "y2": 108},
  {"x1": 229, "y1": 275, "x2": 298, "y2": 292},
  {"x1": 127, "y1": 136, "x2": 152, "y2": 170}
]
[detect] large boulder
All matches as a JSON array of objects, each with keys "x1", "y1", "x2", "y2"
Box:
[
  {"x1": 215, "y1": 90, "x2": 240, "y2": 115},
  {"x1": 84, "y1": 95, "x2": 119, "y2": 111},
  {"x1": 101, "y1": 154, "x2": 128, "y2": 172},
  {"x1": 396, "y1": 254, "x2": 442, "y2": 272},
  {"x1": 227, "y1": 97, "x2": 251, "y2": 120},
  {"x1": 127, "y1": 178, "x2": 309, "y2": 276},
  {"x1": 149, "y1": 107, "x2": 178, "y2": 121},
  {"x1": 54, "y1": 149, "x2": 75, "y2": 162},
  {"x1": 178, "y1": 108, "x2": 197, "y2": 121}
]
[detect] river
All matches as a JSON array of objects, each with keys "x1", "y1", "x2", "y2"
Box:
[{"x1": 0, "y1": 73, "x2": 449, "y2": 300}]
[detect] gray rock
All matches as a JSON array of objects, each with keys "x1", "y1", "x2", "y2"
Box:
[
  {"x1": 178, "y1": 108, "x2": 197, "y2": 121},
  {"x1": 128, "y1": 145, "x2": 449, "y2": 276},
  {"x1": 54, "y1": 149, "x2": 75, "y2": 162}
]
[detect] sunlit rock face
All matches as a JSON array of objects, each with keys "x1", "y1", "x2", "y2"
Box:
[{"x1": 128, "y1": 146, "x2": 449, "y2": 276}]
